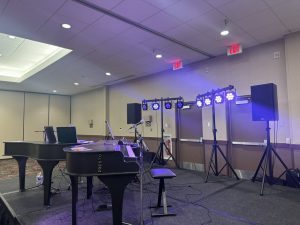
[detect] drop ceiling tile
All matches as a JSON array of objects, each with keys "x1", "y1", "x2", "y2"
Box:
[
  {"x1": 163, "y1": 0, "x2": 213, "y2": 22},
  {"x1": 0, "y1": 0, "x2": 55, "y2": 35},
  {"x1": 236, "y1": 9, "x2": 282, "y2": 32},
  {"x1": 186, "y1": 9, "x2": 226, "y2": 40},
  {"x1": 219, "y1": 0, "x2": 268, "y2": 21},
  {"x1": 90, "y1": 0, "x2": 124, "y2": 9},
  {"x1": 37, "y1": 14, "x2": 88, "y2": 46},
  {"x1": 143, "y1": 0, "x2": 181, "y2": 9},
  {"x1": 141, "y1": 11, "x2": 182, "y2": 33},
  {"x1": 271, "y1": 0, "x2": 300, "y2": 30},
  {"x1": 204, "y1": 0, "x2": 234, "y2": 7},
  {"x1": 0, "y1": 33, "x2": 24, "y2": 57},
  {"x1": 91, "y1": 16, "x2": 132, "y2": 35},
  {"x1": 250, "y1": 21, "x2": 289, "y2": 43},
  {"x1": 118, "y1": 27, "x2": 156, "y2": 44},
  {"x1": 112, "y1": 0, "x2": 160, "y2": 22},
  {"x1": 263, "y1": 0, "x2": 295, "y2": 7},
  {"x1": 56, "y1": 0, "x2": 104, "y2": 24}
]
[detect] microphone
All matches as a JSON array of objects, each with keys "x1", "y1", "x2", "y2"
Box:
[{"x1": 129, "y1": 119, "x2": 144, "y2": 129}]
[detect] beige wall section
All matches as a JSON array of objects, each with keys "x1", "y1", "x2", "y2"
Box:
[
  {"x1": 0, "y1": 91, "x2": 24, "y2": 158},
  {"x1": 24, "y1": 93, "x2": 49, "y2": 141},
  {"x1": 108, "y1": 40, "x2": 289, "y2": 141},
  {"x1": 49, "y1": 95, "x2": 70, "y2": 127},
  {"x1": 285, "y1": 32, "x2": 300, "y2": 145},
  {"x1": 71, "y1": 88, "x2": 106, "y2": 135}
]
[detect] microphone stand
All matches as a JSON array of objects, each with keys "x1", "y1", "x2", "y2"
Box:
[{"x1": 105, "y1": 120, "x2": 115, "y2": 140}]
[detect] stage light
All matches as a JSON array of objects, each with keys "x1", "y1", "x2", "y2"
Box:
[
  {"x1": 196, "y1": 97, "x2": 203, "y2": 107},
  {"x1": 225, "y1": 91, "x2": 235, "y2": 101},
  {"x1": 214, "y1": 94, "x2": 224, "y2": 104},
  {"x1": 142, "y1": 101, "x2": 148, "y2": 111},
  {"x1": 152, "y1": 102, "x2": 160, "y2": 110},
  {"x1": 176, "y1": 99, "x2": 184, "y2": 109},
  {"x1": 164, "y1": 101, "x2": 172, "y2": 109},
  {"x1": 204, "y1": 97, "x2": 212, "y2": 106}
]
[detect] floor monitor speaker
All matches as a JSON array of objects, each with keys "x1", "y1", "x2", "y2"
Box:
[
  {"x1": 251, "y1": 83, "x2": 278, "y2": 121},
  {"x1": 127, "y1": 103, "x2": 141, "y2": 124}
]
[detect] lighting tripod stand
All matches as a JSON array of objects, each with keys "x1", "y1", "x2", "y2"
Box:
[
  {"x1": 149, "y1": 98, "x2": 179, "y2": 168},
  {"x1": 251, "y1": 121, "x2": 291, "y2": 195},
  {"x1": 204, "y1": 89, "x2": 240, "y2": 182}
]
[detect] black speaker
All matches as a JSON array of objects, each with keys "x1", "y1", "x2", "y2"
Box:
[
  {"x1": 251, "y1": 83, "x2": 278, "y2": 121},
  {"x1": 127, "y1": 103, "x2": 141, "y2": 124}
]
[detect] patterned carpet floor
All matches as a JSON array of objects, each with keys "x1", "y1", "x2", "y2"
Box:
[{"x1": 0, "y1": 158, "x2": 65, "y2": 180}]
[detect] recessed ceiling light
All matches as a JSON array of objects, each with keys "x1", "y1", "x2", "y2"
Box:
[
  {"x1": 220, "y1": 19, "x2": 229, "y2": 36},
  {"x1": 220, "y1": 30, "x2": 229, "y2": 36},
  {"x1": 105, "y1": 72, "x2": 111, "y2": 76},
  {"x1": 0, "y1": 53, "x2": 2, "y2": 57},
  {"x1": 62, "y1": 23, "x2": 71, "y2": 29},
  {"x1": 155, "y1": 53, "x2": 163, "y2": 59},
  {"x1": 53, "y1": 90, "x2": 57, "y2": 93},
  {"x1": 8, "y1": 35, "x2": 16, "y2": 39},
  {"x1": 74, "y1": 82, "x2": 79, "y2": 86}
]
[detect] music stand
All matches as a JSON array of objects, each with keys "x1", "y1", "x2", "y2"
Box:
[
  {"x1": 57, "y1": 127, "x2": 77, "y2": 144},
  {"x1": 44, "y1": 126, "x2": 57, "y2": 143}
]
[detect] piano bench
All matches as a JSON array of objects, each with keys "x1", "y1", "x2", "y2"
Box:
[{"x1": 150, "y1": 168, "x2": 176, "y2": 217}]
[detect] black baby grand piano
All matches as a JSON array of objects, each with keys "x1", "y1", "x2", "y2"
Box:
[
  {"x1": 4, "y1": 141, "x2": 73, "y2": 206},
  {"x1": 64, "y1": 141, "x2": 139, "y2": 225}
]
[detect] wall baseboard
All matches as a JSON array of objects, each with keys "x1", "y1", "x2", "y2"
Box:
[{"x1": 182, "y1": 162, "x2": 204, "y2": 172}]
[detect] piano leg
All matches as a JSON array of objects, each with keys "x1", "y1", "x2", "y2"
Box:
[
  {"x1": 70, "y1": 176, "x2": 78, "y2": 225},
  {"x1": 98, "y1": 175, "x2": 136, "y2": 225},
  {"x1": 13, "y1": 156, "x2": 28, "y2": 192},
  {"x1": 86, "y1": 176, "x2": 93, "y2": 199},
  {"x1": 37, "y1": 160, "x2": 59, "y2": 206}
]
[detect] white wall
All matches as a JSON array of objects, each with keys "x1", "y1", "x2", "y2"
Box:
[
  {"x1": 71, "y1": 87, "x2": 106, "y2": 135},
  {"x1": 285, "y1": 32, "x2": 300, "y2": 144}
]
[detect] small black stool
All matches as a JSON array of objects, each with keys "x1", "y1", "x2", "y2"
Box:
[{"x1": 150, "y1": 168, "x2": 176, "y2": 217}]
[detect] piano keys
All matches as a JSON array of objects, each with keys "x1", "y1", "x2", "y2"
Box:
[
  {"x1": 64, "y1": 141, "x2": 139, "y2": 225},
  {"x1": 4, "y1": 141, "x2": 74, "y2": 206}
]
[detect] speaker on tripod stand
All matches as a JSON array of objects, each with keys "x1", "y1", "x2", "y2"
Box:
[{"x1": 251, "y1": 83, "x2": 292, "y2": 195}]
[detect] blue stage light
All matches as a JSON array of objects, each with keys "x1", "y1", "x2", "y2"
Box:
[
  {"x1": 214, "y1": 94, "x2": 224, "y2": 104},
  {"x1": 152, "y1": 102, "x2": 160, "y2": 110},
  {"x1": 164, "y1": 101, "x2": 172, "y2": 109},
  {"x1": 204, "y1": 97, "x2": 212, "y2": 106},
  {"x1": 225, "y1": 91, "x2": 235, "y2": 101},
  {"x1": 142, "y1": 101, "x2": 148, "y2": 110},
  {"x1": 196, "y1": 98, "x2": 203, "y2": 107},
  {"x1": 176, "y1": 99, "x2": 184, "y2": 109}
]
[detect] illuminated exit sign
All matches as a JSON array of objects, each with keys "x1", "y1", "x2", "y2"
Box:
[
  {"x1": 172, "y1": 60, "x2": 183, "y2": 70},
  {"x1": 227, "y1": 44, "x2": 243, "y2": 56}
]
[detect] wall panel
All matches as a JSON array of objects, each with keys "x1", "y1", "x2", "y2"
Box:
[
  {"x1": 49, "y1": 95, "x2": 70, "y2": 127},
  {"x1": 0, "y1": 91, "x2": 24, "y2": 158},
  {"x1": 24, "y1": 93, "x2": 48, "y2": 141}
]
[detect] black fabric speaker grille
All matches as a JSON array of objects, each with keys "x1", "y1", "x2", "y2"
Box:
[
  {"x1": 251, "y1": 83, "x2": 278, "y2": 121},
  {"x1": 127, "y1": 103, "x2": 141, "y2": 124}
]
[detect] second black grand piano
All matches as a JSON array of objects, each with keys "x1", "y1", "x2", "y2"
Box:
[{"x1": 64, "y1": 141, "x2": 139, "y2": 225}]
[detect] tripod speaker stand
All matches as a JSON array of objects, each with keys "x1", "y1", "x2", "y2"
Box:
[
  {"x1": 150, "y1": 100, "x2": 178, "y2": 168},
  {"x1": 205, "y1": 96, "x2": 239, "y2": 182},
  {"x1": 251, "y1": 121, "x2": 291, "y2": 195}
]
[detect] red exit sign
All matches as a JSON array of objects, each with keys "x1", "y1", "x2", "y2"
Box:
[
  {"x1": 173, "y1": 60, "x2": 183, "y2": 70},
  {"x1": 227, "y1": 44, "x2": 242, "y2": 56}
]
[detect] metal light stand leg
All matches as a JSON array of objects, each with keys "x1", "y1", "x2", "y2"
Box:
[
  {"x1": 252, "y1": 121, "x2": 292, "y2": 195},
  {"x1": 150, "y1": 101, "x2": 178, "y2": 168},
  {"x1": 205, "y1": 97, "x2": 239, "y2": 182}
]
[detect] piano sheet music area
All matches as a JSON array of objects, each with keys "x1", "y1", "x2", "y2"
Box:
[{"x1": 4, "y1": 140, "x2": 140, "y2": 225}]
